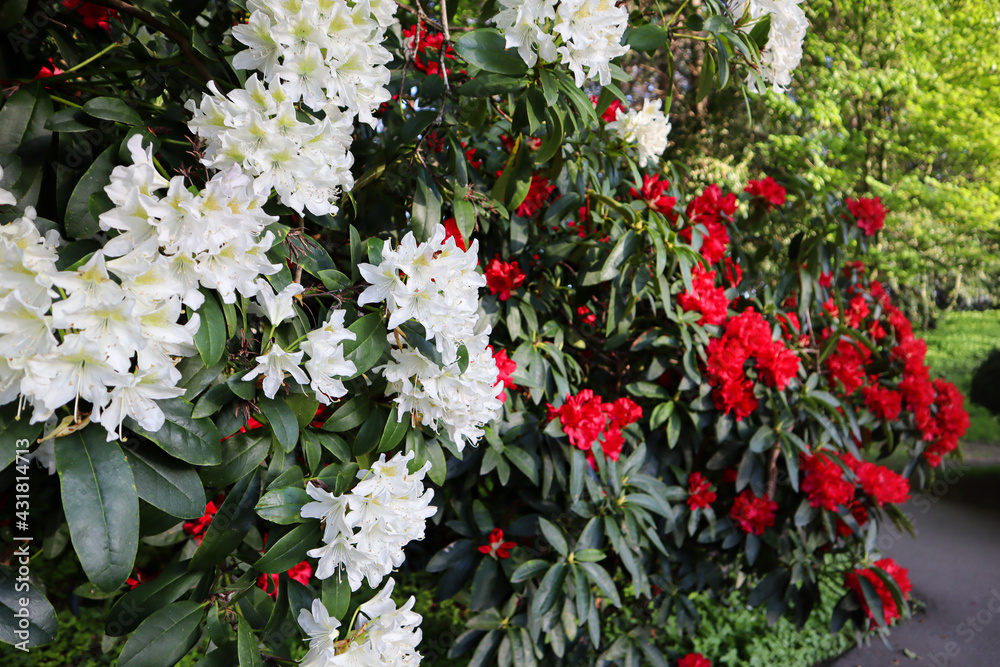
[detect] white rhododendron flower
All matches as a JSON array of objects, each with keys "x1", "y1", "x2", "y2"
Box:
[
  {"x1": 359, "y1": 224, "x2": 503, "y2": 450},
  {"x1": 302, "y1": 452, "x2": 436, "y2": 592},
  {"x1": 607, "y1": 98, "x2": 672, "y2": 168},
  {"x1": 731, "y1": 0, "x2": 808, "y2": 93},
  {"x1": 301, "y1": 310, "x2": 358, "y2": 404},
  {"x1": 244, "y1": 343, "x2": 309, "y2": 399},
  {"x1": 297, "y1": 579, "x2": 423, "y2": 666},
  {"x1": 0, "y1": 165, "x2": 16, "y2": 207},
  {"x1": 253, "y1": 279, "x2": 305, "y2": 325},
  {"x1": 492, "y1": 0, "x2": 628, "y2": 86}
]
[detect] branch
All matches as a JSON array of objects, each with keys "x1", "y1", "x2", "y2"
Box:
[
  {"x1": 83, "y1": 0, "x2": 213, "y2": 84},
  {"x1": 394, "y1": 0, "x2": 445, "y2": 31}
]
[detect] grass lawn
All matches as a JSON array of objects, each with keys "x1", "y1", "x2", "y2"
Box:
[{"x1": 919, "y1": 310, "x2": 1000, "y2": 447}]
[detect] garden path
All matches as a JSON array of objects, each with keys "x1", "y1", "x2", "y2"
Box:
[{"x1": 829, "y1": 468, "x2": 1000, "y2": 667}]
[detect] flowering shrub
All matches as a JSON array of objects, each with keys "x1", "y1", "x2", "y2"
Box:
[{"x1": 0, "y1": 0, "x2": 970, "y2": 665}]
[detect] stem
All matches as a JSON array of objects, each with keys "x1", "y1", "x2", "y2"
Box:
[
  {"x1": 49, "y1": 95, "x2": 83, "y2": 109},
  {"x1": 394, "y1": 0, "x2": 445, "y2": 31},
  {"x1": 667, "y1": 0, "x2": 691, "y2": 28},
  {"x1": 62, "y1": 41, "x2": 124, "y2": 75},
  {"x1": 82, "y1": 0, "x2": 212, "y2": 83},
  {"x1": 439, "y1": 0, "x2": 451, "y2": 92}
]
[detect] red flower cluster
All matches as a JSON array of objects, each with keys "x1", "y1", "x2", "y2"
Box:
[
  {"x1": 443, "y1": 217, "x2": 467, "y2": 251},
  {"x1": 824, "y1": 338, "x2": 871, "y2": 395},
  {"x1": 402, "y1": 23, "x2": 456, "y2": 76},
  {"x1": 845, "y1": 196, "x2": 887, "y2": 236},
  {"x1": 704, "y1": 310, "x2": 801, "y2": 420},
  {"x1": 577, "y1": 305, "x2": 596, "y2": 325},
  {"x1": 847, "y1": 457, "x2": 910, "y2": 506},
  {"x1": 516, "y1": 174, "x2": 556, "y2": 218},
  {"x1": 546, "y1": 392, "x2": 642, "y2": 466},
  {"x1": 723, "y1": 257, "x2": 742, "y2": 288},
  {"x1": 677, "y1": 264, "x2": 729, "y2": 326},
  {"x1": 35, "y1": 59, "x2": 63, "y2": 79},
  {"x1": 257, "y1": 560, "x2": 313, "y2": 599},
  {"x1": 923, "y1": 379, "x2": 971, "y2": 466},
  {"x1": 590, "y1": 94, "x2": 626, "y2": 123},
  {"x1": 462, "y1": 141, "x2": 482, "y2": 169},
  {"x1": 687, "y1": 472, "x2": 717, "y2": 510},
  {"x1": 630, "y1": 174, "x2": 678, "y2": 218},
  {"x1": 800, "y1": 452, "x2": 854, "y2": 511},
  {"x1": 63, "y1": 0, "x2": 118, "y2": 30},
  {"x1": 485, "y1": 256, "x2": 525, "y2": 301},
  {"x1": 744, "y1": 177, "x2": 787, "y2": 210},
  {"x1": 729, "y1": 489, "x2": 778, "y2": 535},
  {"x1": 183, "y1": 496, "x2": 223, "y2": 544},
  {"x1": 478, "y1": 528, "x2": 517, "y2": 559},
  {"x1": 680, "y1": 184, "x2": 737, "y2": 264},
  {"x1": 862, "y1": 383, "x2": 903, "y2": 421},
  {"x1": 844, "y1": 558, "x2": 912, "y2": 626},
  {"x1": 492, "y1": 348, "x2": 518, "y2": 402},
  {"x1": 678, "y1": 654, "x2": 713, "y2": 667}
]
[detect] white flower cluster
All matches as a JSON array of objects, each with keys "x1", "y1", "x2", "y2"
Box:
[
  {"x1": 231, "y1": 0, "x2": 392, "y2": 123},
  {"x1": 244, "y1": 307, "x2": 358, "y2": 402},
  {"x1": 302, "y1": 452, "x2": 436, "y2": 592},
  {"x1": 298, "y1": 578, "x2": 423, "y2": 667},
  {"x1": 358, "y1": 225, "x2": 503, "y2": 450},
  {"x1": 492, "y1": 0, "x2": 629, "y2": 87},
  {"x1": 606, "y1": 98, "x2": 672, "y2": 168},
  {"x1": 0, "y1": 205, "x2": 195, "y2": 441},
  {"x1": 99, "y1": 136, "x2": 281, "y2": 305},
  {"x1": 731, "y1": 0, "x2": 808, "y2": 93},
  {"x1": 186, "y1": 77, "x2": 355, "y2": 217}
]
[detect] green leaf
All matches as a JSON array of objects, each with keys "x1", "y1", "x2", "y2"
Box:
[
  {"x1": 511, "y1": 559, "x2": 549, "y2": 583},
  {"x1": 580, "y1": 562, "x2": 621, "y2": 607},
  {"x1": 572, "y1": 549, "x2": 605, "y2": 563},
  {"x1": 0, "y1": 86, "x2": 43, "y2": 155},
  {"x1": 65, "y1": 145, "x2": 115, "y2": 238},
  {"x1": 127, "y1": 398, "x2": 221, "y2": 466},
  {"x1": 320, "y1": 396, "x2": 371, "y2": 433},
  {"x1": 0, "y1": 403, "x2": 43, "y2": 470},
  {"x1": 199, "y1": 430, "x2": 269, "y2": 488},
  {"x1": 117, "y1": 601, "x2": 204, "y2": 667},
  {"x1": 748, "y1": 13, "x2": 772, "y2": 49},
  {"x1": 454, "y1": 198, "x2": 476, "y2": 241},
  {"x1": 0, "y1": 0, "x2": 27, "y2": 30},
  {"x1": 697, "y1": 53, "x2": 717, "y2": 102},
  {"x1": 377, "y1": 406, "x2": 409, "y2": 453},
  {"x1": 530, "y1": 563, "x2": 568, "y2": 618},
  {"x1": 254, "y1": 523, "x2": 321, "y2": 574},
  {"x1": 258, "y1": 396, "x2": 299, "y2": 452},
  {"x1": 56, "y1": 427, "x2": 139, "y2": 592},
  {"x1": 412, "y1": 169, "x2": 442, "y2": 243},
  {"x1": 194, "y1": 291, "x2": 227, "y2": 367},
  {"x1": 457, "y1": 73, "x2": 526, "y2": 97},
  {"x1": 454, "y1": 29, "x2": 528, "y2": 76},
  {"x1": 256, "y1": 486, "x2": 311, "y2": 524},
  {"x1": 629, "y1": 24, "x2": 668, "y2": 52},
  {"x1": 82, "y1": 97, "x2": 143, "y2": 126},
  {"x1": 470, "y1": 557, "x2": 501, "y2": 612},
  {"x1": 343, "y1": 312, "x2": 389, "y2": 377},
  {"x1": 749, "y1": 425, "x2": 776, "y2": 453},
  {"x1": 190, "y1": 472, "x2": 260, "y2": 570},
  {"x1": 318, "y1": 269, "x2": 352, "y2": 291},
  {"x1": 538, "y1": 518, "x2": 569, "y2": 556},
  {"x1": 301, "y1": 428, "x2": 351, "y2": 462},
  {"x1": 0, "y1": 567, "x2": 57, "y2": 647},
  {"x1": 44, "y1": 108, "x2": 95, "y2": 133},
  {"x1": 106, "y1": 562, "x2": 204, "y2": 636},
  {"x1": 125, "y1": 444, "x2": 206, "y2": 520},
  {"x1": 237, "y1": 615, "x2": 263, "y2": 667},
  {"x1": 599, "y1": 230, "x2": 639, "y2": 282}
]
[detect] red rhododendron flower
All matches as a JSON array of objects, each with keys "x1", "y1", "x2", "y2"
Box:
[
  {"x1": 819, "y1": 271, "x2": 833, "y2": 288},
  {"x1": 862, "y1": 383, "x2": 903, "y2": 421},
  {"x1": 845, "y1": 196, "x2": 887, "y2": 235},
  {"x1": 680, "y1": 184, "x2": 736, "y2": 264},
  {"x1": 516, "y1": 174, "x2": 556, "y2": 218},
  {"x1": 923, "y1": 379, "x2": 970, "y2": 466},
  {"x1": 723, "y1": 257, "x2": 742, "y2": 287},
  {"x1": 183, "y1": 496, "x2": 223, "y2": 544},
  {"x1": 577, "y1": 305, "x2": 596, "y2": 325},
  {"x1": 677, "y1": 264, "x2": 729, "y2": 326},
  {"x1": 800, "y1": 452, "x2": 854, "y2": 511},
  {"x1": 744, "y1": 176, "x2": 786, "y2": 209},
  {"x1": 729, "y1": 490, "x2": 778, "y2": 535},
  {"x1": 844, "y1": 558, "x2": 911, "y2": 626},
  {"x1": 844, "y1": 294, "x2": 870, "y2": 328},
  {"x1": 590, "y1": 94, "x2": 626, "y2": 123},
  {"x1": 630, "y1": 173, "x2": 678, "y2": 218},
  {"x1": 402, "y1": 23, "x2": 456, "y2": 76},
  {"x1": 678, "y1": 654, "x2": 713, "y2": 667},
  {"x1": 63, "y1": 0, "x2": 118, "y2": 30},
  {"x1": 478, "y1": 528, "x2": 517, "y2": 559},
  {"x1": 850, "y1": 460, "x2": 910, "y2": 506},
  {"x1": 462, "y1": 141, "x2": 482, "y2": 169},
  {"x1": 687, "y1": 472, "x2": 717, "y2": 511},
  {"x1": 35, "y1": 59, "x2": 63, "y2": 79},
  {"x1": 547, "y1": 389, "x2": 606, "y2": 451},
  {"x1": 125, "y1": 568, "x2": 155, "y2": 590},
  {"x1": 442, "y1": 217, "x2": 467, "y2": 251},
  {"x1": 825, "y1": 339, "x2": 871, "y2": 395},
  {"x1": 492, "y1": 348, "x2": 518, "y2": 402},
  {"x1": 485, "y1": 256, "x2": 525, "y2": 301},
  {"x1": 604, "y1": 397, "x2": 642, "y2": 429},
  {"x1": 257, "y1": 560, "x2": 313, "y2": 599}
]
